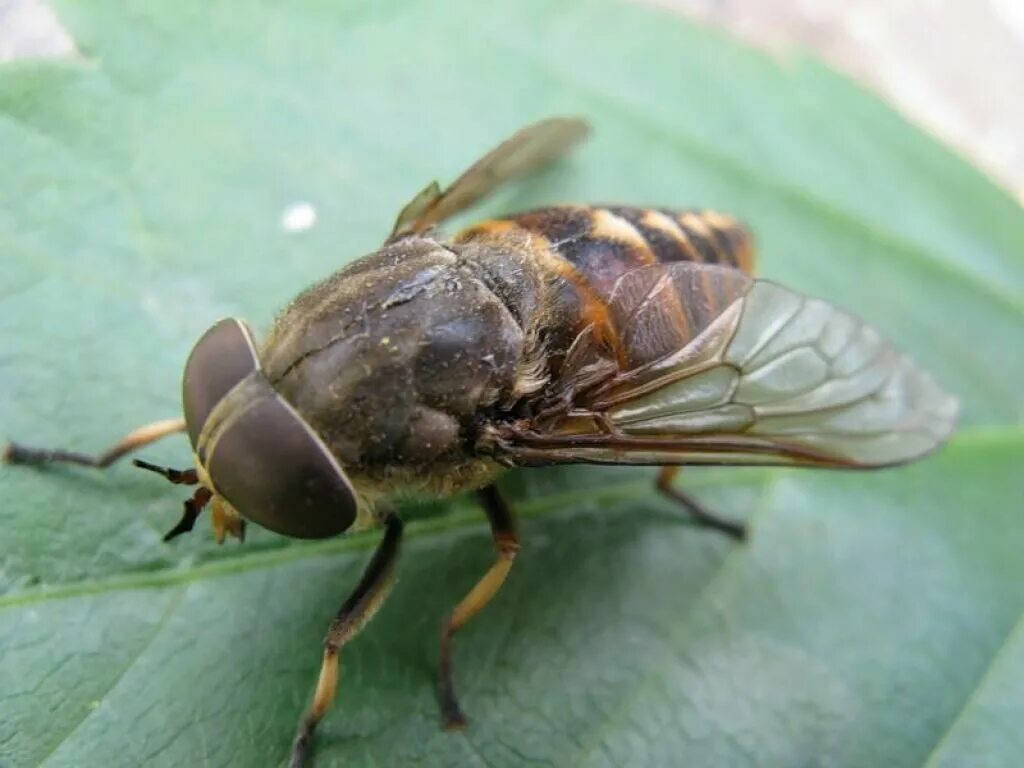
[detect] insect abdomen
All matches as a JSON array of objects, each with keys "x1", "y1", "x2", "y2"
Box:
[
  {"x1": 461, "y1": 205, "x2": 753, "y2": 283},
  {"x1": 455, "y1": 206, "x2": 756, "y2": 375},
  {"x1": 607, "y1": 206, "x2": 755, "y2": 275}
]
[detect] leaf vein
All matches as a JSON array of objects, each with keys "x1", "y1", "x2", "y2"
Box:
[
  {"x1": 919, "y1": 608, "x2": 1024, "y2": 767},
  {"x1": 35, "y1": 585, "x2": 187, "y2": 766}
]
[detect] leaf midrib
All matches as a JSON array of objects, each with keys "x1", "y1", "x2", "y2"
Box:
[{"x1": 1, "y1": 425, "x2": 1018, "y2": 611}]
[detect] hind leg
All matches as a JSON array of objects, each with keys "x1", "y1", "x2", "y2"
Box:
[{"x1": 657, "y1": 466, "x2": 746, "y2": 540}]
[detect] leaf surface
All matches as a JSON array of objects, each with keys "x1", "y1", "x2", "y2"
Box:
[{"x1": 1, "y1": 1, "x2": 1022, "y2": 766}]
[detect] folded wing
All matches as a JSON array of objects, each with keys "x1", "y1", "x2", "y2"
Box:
[{"x1": 492, "y1": 263, "x2": 958, "y2": 468}]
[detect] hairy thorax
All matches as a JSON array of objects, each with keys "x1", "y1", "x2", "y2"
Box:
[{"x1": 258, "y1": 238, "x2": 534, "y2": 502}]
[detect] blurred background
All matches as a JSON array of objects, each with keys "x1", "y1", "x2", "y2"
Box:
[
  {"x1": 4, "y1": 0, "x2": 1023, "y2": 199},
  {"x1": 656, "y1": 0, "x2": 1024, "y2": 199}
]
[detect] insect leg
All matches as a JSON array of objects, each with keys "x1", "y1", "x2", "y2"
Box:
[
  {"x1": 290, "y1": 513, "x2": 404, "y2": 768},
  {"x1": 133, "y1": 459, "x2": 199, "y2": 485},
  {"x1": 4, "y1": 418, "x2": 186, "y2": 470},
  {"x1": 656, "y1": 466, "x2": 746, "y2": 540},
  {"x1": 438, "y1": 483, "x2": 520, "y2": 730},
  {"x1": 163, "y1": 486, "x2": 213, "y2": 542}
]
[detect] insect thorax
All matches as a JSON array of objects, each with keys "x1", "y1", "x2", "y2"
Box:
[{"x1": 257, "y1": 238, "x2": 535, "y2": 494}]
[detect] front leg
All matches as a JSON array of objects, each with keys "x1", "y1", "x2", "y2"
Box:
[
  {"x1": 290, "y1": 513, "x2": 404, "y2": 768},
  {"x1": 438, "y1": 484, "x2": 520, "y2": 729},
  {"x1": 5, "y1": 418, "x2": 186, "y2": 469}
]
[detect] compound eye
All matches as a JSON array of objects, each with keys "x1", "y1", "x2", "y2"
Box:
[
  {"x1": 207, "y1": 391, "x2": 358, "y2": 539},
  {"x1": 182, "y1": 318, "x2": 260, "y2": 449}
]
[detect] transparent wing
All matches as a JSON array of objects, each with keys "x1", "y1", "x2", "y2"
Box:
[
  {"x1": 492, "y1": 263, "x2": 958, "y2": 468},
  {"x1": 389, "y1": 117, "x2": 590, "y2": 238}
]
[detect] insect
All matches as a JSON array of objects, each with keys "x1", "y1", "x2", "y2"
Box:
[{"x1": 5, "y1": 117, "x2": 958, "y2": 766}]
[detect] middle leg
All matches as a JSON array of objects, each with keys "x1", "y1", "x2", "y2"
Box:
[
  {"x1": 438, "y1": 483, "x2": 520, "y2": 730},
  {"x1": 290, "y1": 513, "x2": 404, "y2": 768}
]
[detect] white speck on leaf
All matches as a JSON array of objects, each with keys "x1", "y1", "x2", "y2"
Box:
[{"x1": 281, "y1": 201, "x2": 317, "y2": 233}]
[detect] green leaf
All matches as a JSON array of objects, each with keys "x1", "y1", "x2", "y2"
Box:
[{"x1": 1, "y1": 0, "x2": 1022, "y2": 766}]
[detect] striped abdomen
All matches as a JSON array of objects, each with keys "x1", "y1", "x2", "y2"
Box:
[
  {"x1": 459, "y1": 205, "x2": 753, "y2": 281},
  {"x1": 454, "y1": 206, "x2": 756, "y2": 370}
]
